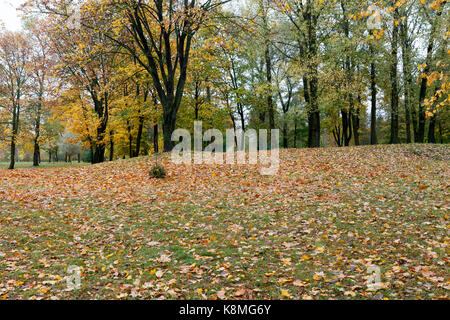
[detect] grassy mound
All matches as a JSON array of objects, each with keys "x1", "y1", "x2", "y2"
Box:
[{"x1": 0, "y1": 144, "x2": 448, "y2": 299}]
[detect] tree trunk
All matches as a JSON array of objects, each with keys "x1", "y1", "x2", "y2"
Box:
[
  {"x1": 390, "y1": 7, "x2": 400, "y2": 144},
  {"x1": 428, "y1": 115, "x2": 436, "y2": 143},
  {"x1": 109, "y1": 131, "x2": 114, "y2": 161},
  {"x1": 230, "y1": 112, "x2": 238, "y2": 148},
  {"x1": 9, "y1": 138, "x2": 16, "y2": 170},
  {"x1": 341, "y1": 110, "x2": 352, "y2": 146},
  {"x1": 127, "y1": 120, "x2": 133, "y2": 158},
  {"x1": 400, "y1": 18, "x2": 412, "y2": 143},
  {"x1": 294, "y1": 116, "x2": 298, "y2": 148},
  {"x1": 93, "y1": 145, "x2": 105, "y2": 163},
  {"x1": 153, "y1": 124, "x2": 159, "y2": 153},
  {"x1": 304, "y1": 6, "x2": 320, "y2": 148},
  {"x1": 8, "y1": 104, "x2": 19, "y2": 170},
  {"x1": 333, "y1": 124, "x2": 343, "y2": 147},
  {"x1": 33, "y1": 143, "x2": 40, "y2": 167},
  {"x1": 283, "y1": 121, "x2": 288, "y2": 148},
  {"x1": 304, "y1": 77, "x2": 320, "y2": 148},
  {"x1": 163, "y1": 107, "x2": 177, "y2": 152},
  {"x1": 370, "y1": 47, "x2": 377, "y2": 145},
  {"x1": 265, "y1": 43, "x2": 275, "y2": 129},
  {"x1": 342, "y1": 4, "x2": 354, "y2": 147},
  {"x1": 308, "y1": 108, "x2": 320, "y2": 148},
  {"x1": 417, "y1": 9, "x2": 442, "y2": 143},
  {"x1": 91, "y1": 93, "x2": 108, "y2": 163},
  {"x1": 135, "y1": 115, "x2": 144, "y2": 157},
  {"x1": 352, "y1": 104, "x2": 360, "y2": 146},
  {"x1": 33, "y1": 97, "x2": 42, "y2": 167}
]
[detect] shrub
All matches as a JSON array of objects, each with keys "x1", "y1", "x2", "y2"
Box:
[{"x1": 150, "y1": 165, "x2": 166, "y2": 179}]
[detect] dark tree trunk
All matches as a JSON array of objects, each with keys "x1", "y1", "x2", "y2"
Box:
[
  {"x1": 33, "y1": 97, "x2": 42, "y2": 167},
  {"x1": 135, "y1": 115, "x2": 144, "y2": 157},
  {"x1": 127, "y1": 120, "x2": 133, "y2": 158},
  {"x1": 411, "y1": 91, "x2": 419, "y2": 141},
  {"x1": 278, "y1": 82, "x2": 292, "y2": 149},
  {"x1": 9, "y1": 104, "x2": 19, "y2": 170},
  {"x1": 417, "y1": 9, "x2": 442, "y2": 143},
  {"x1": 417, "y1": 81, "x2": 427, "y2": 143},
  {"x1": 342, "y1": 109, "x2": 352, "y2": 146},
  {"x1": 33, "y1": 143, "x2": 40, "y2": 167},
  {"x1": 283, "y1": 122, "x2": 288, "y2": 148},
  {"x1": 238, "y1": 107, "x2": 245, "y2": 131},
  {"x1": 260, "y1": 0, "x2": 275, "y2": 130},
  {"x1": 333, "y1": 125, "x2": 343, "y2": 147},
  {"x1": 93, "y1": 145, "x2": 105, "y2": 163},
  {"x1": 304, "y1": 77, "x2": 320, "y2": 148},
  {"x1": 194, "y1": 81, "x2": 200, "y2": 121},
  {"x1": 352, "y1": 104, "x2": 360, "y2": 146},
  {"x1": 294, "y1": 116, "x2": 298, "y2": 148},
  {"x1": 163, "y1": 107, "x2": 177, "y2": 152},
  {"x1": 230, "y1": 112, "x2": 238, "y2": 148},
  {"x1": 304, "y1": 6, "x2": 320, "y2": 148},
  {"x1": 91, "y1": 93, "x2": 108, "y2": 164},
  {"x1": 308, "y1": 108, "x2": 320, "y2": 148},
  {"x1": 370, "y1": 51, "x2": 377, "y2": 145},
  {"x1": 153, "y1": 124, "x2": 159, "y2": 153},
  {"x1": 9, "y1": 139, "x2": 16, "y2": 170},
  {"x1": 265, "y1": 44, "x2": 275, "y2": 129},
  {"x1": 342, "y1": 3, "x2": 354, "y2": 147},
  {"x1": 390, "y1": 7, "x2": 400, "y2": 144},
  {"x1": 428, "y1": 115, "x2": 436, "y2": 143},
  {"x1": 400, "y1": 18, "x2": 412, "y2": 143},
  {"x1": 109, "y1": 131, "x2": 114, "y2": 161}
]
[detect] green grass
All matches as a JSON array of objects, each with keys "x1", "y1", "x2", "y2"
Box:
[{"x1": 0, "y1": 161, "x2": 88, "y2": 169}]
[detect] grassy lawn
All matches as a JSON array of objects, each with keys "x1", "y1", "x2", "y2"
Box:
[
  {"x1": 0, "y1": 144, "x2": 448, "y2": 300},
  {"x1": 0, "y1": 161, "x2": 88, "y2": 170}
]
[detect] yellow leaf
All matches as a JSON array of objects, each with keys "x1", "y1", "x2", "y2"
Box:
[{"x1": 281, "y1": 290, "x2": 291, "y2": 298}]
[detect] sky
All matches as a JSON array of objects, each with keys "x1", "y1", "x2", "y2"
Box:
[{"x1": 0, "y1": 0, "x2": 26, "y2": 31}]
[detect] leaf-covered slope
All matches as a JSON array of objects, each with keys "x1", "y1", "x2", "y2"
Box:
[{"x1": 0, "y1": 144, "x2": 448, "y2": 299}]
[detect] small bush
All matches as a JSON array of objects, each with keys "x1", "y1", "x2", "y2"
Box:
[{"x1": 150, "y1": 165, "x2": 166, "y2": 179}]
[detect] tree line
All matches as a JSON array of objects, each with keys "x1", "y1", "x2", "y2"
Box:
[{"x1": 0, "y1": 0, "x2": 448, "y2": 169}]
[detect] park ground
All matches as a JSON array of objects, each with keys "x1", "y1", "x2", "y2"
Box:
[{"x1": 0, "y1": 144, "x2": 448, "y2": 300}]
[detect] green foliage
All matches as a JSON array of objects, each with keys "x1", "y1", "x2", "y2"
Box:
[{"x1": 150, "y1": 165, "x2": 166, "y2": 179}]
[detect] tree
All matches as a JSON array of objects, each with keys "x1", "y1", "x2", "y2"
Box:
[
  {"x1": 26, "y1": 20, "x2": 55, "y2": 166},
  {"x1": 0, "y1": 31, "x2": 30, "y2": 170},
  {"x1": 276, "y1": 0, "x2": 329, "y2": 148},
  {"x1": 43, "y1": 4, "x2": 119, "y2": 163},
  {"x1": 92, "y1": 0, "x2": 228, "y2": 152},
  {"x1": 416, "y1": 3, "x2": 445, "y2": 143}
]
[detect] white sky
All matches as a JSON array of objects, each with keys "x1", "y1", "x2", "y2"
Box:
[{"x1": 0, "y1": 0, "x2": 26, "y2": 31}]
